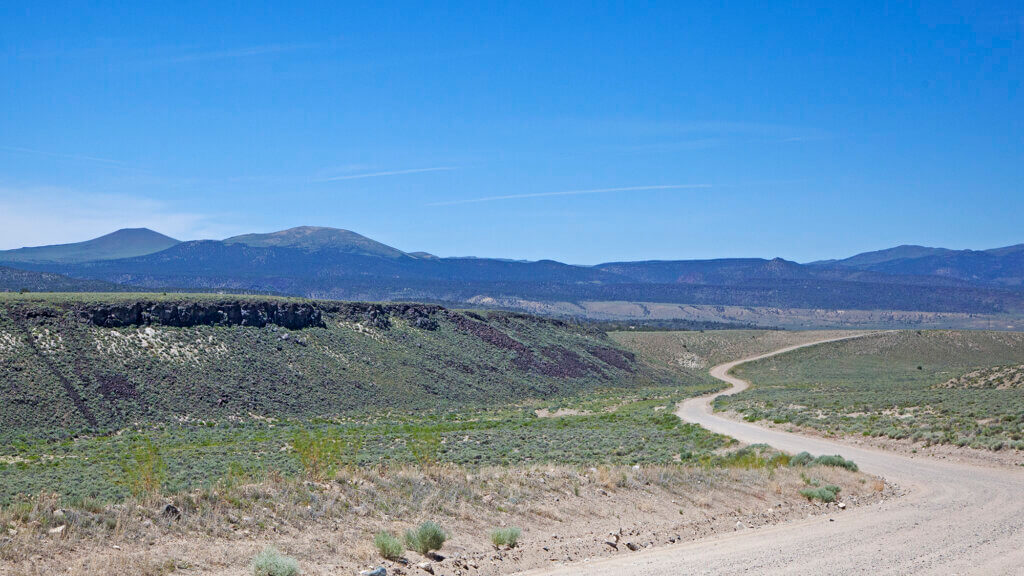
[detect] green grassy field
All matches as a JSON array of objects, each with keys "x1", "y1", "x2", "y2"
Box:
[
  {"x1": 718, "y1": 330, "x2": 1024, "y2": 450},
  {"x1": 0, "y1": 395, "x2": 734, "y2": 504}
]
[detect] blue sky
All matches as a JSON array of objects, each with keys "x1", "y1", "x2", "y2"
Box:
[{"x1": 1, "y1": 2, "x2": 1021, "y2": 263}]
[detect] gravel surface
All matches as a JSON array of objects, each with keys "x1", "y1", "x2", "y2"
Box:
[{"x1": 520, "y1": 334, "x2": 1024, "y2": 575}]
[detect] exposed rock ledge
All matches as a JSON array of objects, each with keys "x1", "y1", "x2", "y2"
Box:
[{"x1": 81, "y1": 301, "x2": 324, "y2": 330}]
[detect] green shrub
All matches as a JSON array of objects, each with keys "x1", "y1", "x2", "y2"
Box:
[
  {"x1": 291, "y1": 429, "x2": 363, "y2": 481},
  {"x1": 407, "y1": 428, "x2": 441, "y2": 467},
  {"x1": 789, "y1": 452, "x2": 858, "y2": 472},
  {"x1": 490, "y1": 526, "x2": 522, "y2": 549},
  {"x1": 251, "y1": 547, "x2": 300, "y2": 576},
  {"x1": 404, "y1": 521, "x2": 447, "y2": 556},
  {"x1": 799, "y1": 484, "x2": 841, "y2": 503},
  {"x1": 374, "y1": 531, "x2": 404, "y2": 560},
  {"x1": 789, "y1": 451, "x2": 814, "y2": 467},
  {"x1": 124, "y1": 439, "x2": 166, "y2": 497},
  {"x1": 812, "y1": 454, "x2": 858, "y2": 471}
]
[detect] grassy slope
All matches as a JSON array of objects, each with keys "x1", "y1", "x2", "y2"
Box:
[
  {"x1": 0, "y1": 293, "x2": 659, "y2": 436},
  {"x1": 610, "y1": 329, "x2": 864, "y2": 391},
  {"x1": 719, "y1": 330, "x2": 1024, "y2": 450}
]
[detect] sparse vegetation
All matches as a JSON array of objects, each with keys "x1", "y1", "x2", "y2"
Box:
[
  {"x1": 0, "y1": 395, "x2": 735, "y2": 504},
  {"x1": 611, "y1": 329, "x2": 861, "y2": 392},
  {"x1": 251, "y1": 547, "x2": 300, "y2": 576},
  {"x1": 0, "y1": 313, "x2": 886, "y2": 573},
  {"x1": 800, "y1": 485, "x2": 841, "y2": 503},
  {"x1": 404, "y1": 521, "x2": 447, "y2": 556},
  {"x1": 407, "y1": 427, "x2": 442, "y2": 467},
  {"x1": 0, "y1": 298, "x2": 750, "y2": 506},
  {"x1": 124, "y1": 439, "x2": 167, "y2": 498},
  {"x1": 720, "y1": 330, "x2": 1024, "y2": 450},
  {"x1": 374, "y1": 531, "x2": 405, "y2": 560},
  {"x1": 291, "y1": 429, "x2": 363, "y2": 481},
  {"x1": 0, "y1": 460, "x2": 878, "y2": 574},
  {"x1": 0, "y1": 294, "x2": 662, "y2": 437},
  {"x1": 490, "y1": 526, "x2": 522, "y2": 549}
]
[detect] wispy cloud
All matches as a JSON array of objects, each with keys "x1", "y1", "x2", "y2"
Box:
[
  {"x1": 315, "y1": 166, "x2": 456, "y2": 182},
  {"x1": 0, "y1": 146, "x2": 134, "y2": 168},
  {"x1": 427, "y1": 184, "x2": 711, "y2": 207}
]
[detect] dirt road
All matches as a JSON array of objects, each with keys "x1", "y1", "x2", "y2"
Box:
[{"x1": 521, "y1": 335, "x2": 1024, "y2": 575}]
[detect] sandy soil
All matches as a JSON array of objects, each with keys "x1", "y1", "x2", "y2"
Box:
[{"x1": 522, "y1": 335, "x2": 1024, "y2": 575}]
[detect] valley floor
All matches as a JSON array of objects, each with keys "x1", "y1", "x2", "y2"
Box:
[
  {"x1": 526, "y1": 335, "x2": 1024, "y2": 575},
  {"x1": 5, "y1": 327, "x2": 1022, "y2": 574}
]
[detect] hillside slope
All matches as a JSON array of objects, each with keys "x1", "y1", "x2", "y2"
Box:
[{"x1": 0, "y1": 294, "x2": 653, "y2": 437}]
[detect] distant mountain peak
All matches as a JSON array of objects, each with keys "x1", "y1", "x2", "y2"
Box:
[
  {"x1": 0, "y1": 228, "x2": 180, "y2": 264},
  {"x1": 223, "y1": 226, "x2": 407, "y2": 258},
  {"x1": 102, "y1": 227, "x2": 178, "y2": 241}
]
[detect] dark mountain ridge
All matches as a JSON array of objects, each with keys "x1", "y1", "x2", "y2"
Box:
[
  {"x1": 0, "y1": 266, "x2": 127, "y2": 293},
  {"x1": 815, "y1": 244, "x2": 1024, "y2": 288},
  {"x1": 2, "y1": 227, "x2": 1022, "y2": 316}
]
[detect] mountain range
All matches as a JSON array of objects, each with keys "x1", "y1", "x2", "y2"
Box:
[
  {"x1": 2, "y1": 226, "x2": 1022, "y2": 322},
  {"x1": 811, "y1": 244, "x2": 1024, "y2": 287}
]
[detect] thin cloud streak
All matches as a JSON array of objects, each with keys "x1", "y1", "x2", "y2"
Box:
[
  {"x1": 316, "y1": 166, "x2": 456, "y2": 182},
  {"x1": 427, "y1": 184, "x2": 711, "y2": 206}
]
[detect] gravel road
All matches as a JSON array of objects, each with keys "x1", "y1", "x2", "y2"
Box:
[{"x1": 520, "y1": 335, "x2": 1024, "y2": 575}]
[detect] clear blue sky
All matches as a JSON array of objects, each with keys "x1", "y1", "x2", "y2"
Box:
[{"x1": 1, "y1": 2, "x2": 1021, "y2": 263}]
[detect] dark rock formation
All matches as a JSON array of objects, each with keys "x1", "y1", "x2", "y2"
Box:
[
  {"x1": 80, "y1": 300, "x2": 324, "y2": 329},
  {"x1": 321, "y1": 302, "x2": 444, "y2": 330}
]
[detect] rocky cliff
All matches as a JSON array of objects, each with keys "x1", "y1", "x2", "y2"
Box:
[{"x1": 79, "y1": 300, "x2": 324, "y2": 329}]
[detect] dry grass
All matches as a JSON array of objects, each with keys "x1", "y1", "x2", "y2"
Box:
[{"x1": 0, "y1": 462, "x2": 886, "y2": 576}]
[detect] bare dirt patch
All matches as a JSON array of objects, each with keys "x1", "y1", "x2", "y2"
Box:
[
  {"x1": 937, "y1": 363, "x2": 1024, "y2": 390},
  {"x1": 534, "y1": 408, "x2": 589, "y2": 418}
]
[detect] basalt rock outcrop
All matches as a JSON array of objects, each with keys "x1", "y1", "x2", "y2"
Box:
[
  {"x1": 80, "y1": 300, "x2": 324, "y2": 329},
  {"x1": 320, "y1": 302, "x2": 444, "y2": 330}
]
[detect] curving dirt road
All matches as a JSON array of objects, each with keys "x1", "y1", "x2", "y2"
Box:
[{"x1": 521, "y1": 335, "x2": 1024, "y2": 575}]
